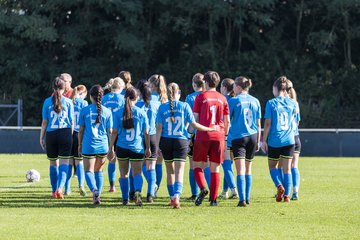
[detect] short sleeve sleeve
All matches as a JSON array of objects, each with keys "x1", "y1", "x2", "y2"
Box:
[
  {"x1": 223, "y1": 98, "x2": 229, "y2": 116},
  {"x1": 264, "y1": 101, "x2": 272, "y2": 119},
  {"x1": 42, "y1": 101, "x2": 48, "y2": 121},
  {"x1": 68, "y1": 101, "x2": 74, "y2": 124},
  {"x1": 256, "y1": 100, "x2": 262, "y2": 119},
  {"x1": 78, "y1": 108, "x2": 85, "y2": 127},
  {"x1": 185, "y1": 103, "x2": 195, "y2": 124},
  {"x1": 107, "y1": 111, "x2": 113, "y2": 129}
]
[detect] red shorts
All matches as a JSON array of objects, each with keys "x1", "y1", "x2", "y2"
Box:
[{"x1": 193, "y1": 140, "x2": 224, "y2": 164}]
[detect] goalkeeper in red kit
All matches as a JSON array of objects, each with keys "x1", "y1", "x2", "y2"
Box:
[{"x1": 192, "y1": 71, "x2": 230, "y2": 206}]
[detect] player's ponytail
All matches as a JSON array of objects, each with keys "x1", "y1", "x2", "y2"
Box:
[
  {"x1": 221, "y1": 78, "x2": 235, "y2": 97},
  {"x1": 90, "y1": 85, "x2": 104, "y2": 124},
  {"x1": 52, "y1": 76, "x2": 65, "y2": 113},
  {"x1": 192, "y1": 73, "x2": 205, "y2": 90},
  {"x1": 136, "y1": 79, "x2": 151, "y2": 107},
  {"x1": 274, "y1": 76, "x2": 289, "y2": 92},
  {"x1": 167, "y1": 83, "x2": 179, "y2": 123},
  {"x1": 235, "y1": 76, "x2": 253, "y2": 91},
  {"x1": 149, "y1": 74, "x2": 168, "y2": 103},
  {"x1": 118, "y1": 71, "x2": 132, "y2": 90},
  {"x1": 123, "y1": 87, "x2": 137, "y2": 129}
]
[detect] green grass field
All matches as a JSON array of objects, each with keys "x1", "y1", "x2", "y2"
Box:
[{"x1": 0, "y1": 154, "x2": 359, "y2": 239}]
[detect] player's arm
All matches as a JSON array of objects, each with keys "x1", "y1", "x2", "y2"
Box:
[
  {"x1": 256, "y1": 119, "x2": 261, "y2": 152},
  {"x1": 156, "y1": 123, "x2": 162, "y2": 154},
  {"x1": 190, "y1": 121, "x2": 218, "y2": 132},
  {"x1": 78, "y1": 126, "x2": 84, "y2": 155},
  {"x1": 262, "y1": 118, "x2": 271, "y2": 153},
  {"x1": 39, "y1": 120, "x2": 47, "y2": 150},
  {"x1": 144, "y1": 129, "x2": 151, "y2": 158},
  {"x1": 224, "y1": 114, "x2": 230, "y2": 136}
]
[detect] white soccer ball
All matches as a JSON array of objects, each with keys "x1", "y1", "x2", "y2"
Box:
[{"x1": 26, "y1": 169, "x2": 41, "y2": 182}]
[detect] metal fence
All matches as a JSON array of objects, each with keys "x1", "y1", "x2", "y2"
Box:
[{"x1": 0, "y1": 127, "x2": 359, "y2": 156}]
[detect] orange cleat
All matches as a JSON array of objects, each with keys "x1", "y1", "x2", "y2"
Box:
[
  {"x1": 168, "y1": 198, "x2": 176, "y2": 207},
  {"x1": 173, "y1": 197, "x2": 181, "y2": 209},
  {"x1": 56, "y1": 189, "x2": 64, "y2": 199},
  {"x1": 276, "y1": 185, "x2": 284, "y2": 202},
  {"x1": 51, "y1": 192, "x2": 57, "y2": 199}
]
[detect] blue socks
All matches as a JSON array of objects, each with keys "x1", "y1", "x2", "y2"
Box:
[
  {"x1": 76, "y1": 163, "x2": 85, "y2": 188},
  {"x1": 283, "y1": 173, "x2": 292, "y2": 196},
  {"x1": 147, "y1": 169, "x2": 156, "y2": 196},
  {"x1": 223, "y1": 176, "x2": 229, "y2": 192},
  {"x1": 94, "y1": 171, "x2": 104, "y2": 195},
  {"x1": 167, "y1": 184, "x2": 174, "y2": 198},
  {"x1": 270, "y1": 168, "x2": 282, "y2": 187},
  {"x1": 49, "y1": 166, "x2": 58, "y2": 193},
  {"x1": 174, "y1": 182, "x2": 183, "y2": 197},
  {"x1": 65, "y1": 165, "x2": 72, "y2": 193},
  {"x1": 57, "y1": 164, "x2": 69, "y2": 189},
  {"x1": 278, "y1": 168, "x2": 284, "y2": 185},
  {"x1": 204, "y1": 166, "x2": 211, "y2": 188},
  {"x1": 85, "y1": 171, "x2": 97, "y2": 192},
  {"x1": 155, "y1": 164, "x2": 163, "y2": 187},
  {"x1": 129, "y1": 168, "x2": 135, "y2": 193},
  {"x1": 189, "y1": 169, "x2": 199, "y2": 196},
  {"x1": 120, "y1": 178, "x2": 129, "y2": 201},
  {"x1": 108, "y1": 162, "x2": 116, "y2": 187},
  {"x1": 222, "y1": 160, "x2": 236, "y2": 190},
  {"x1": 245, "y1": 175, "x2": 252, "y2": 202},
  {"x1": 291, "y1": 168, "x2": 300, "y2": 193},
  {"x1": 133, "y1": 174, "x2": 143, "y2": 192},
  {"x1": 142, "y1": 163, "x2": 148, "y2": 182},
  {"x1": 237, "y1": 175, "x2": 246, "y2": 202}
]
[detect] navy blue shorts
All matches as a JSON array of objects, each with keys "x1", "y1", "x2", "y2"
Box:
[
  {"x1": 116, "y1": 146, "x2": 144, "y2": 161},
  {"x1": 232, "y1": 134, "x2": 257, "y2": 161},
  {"x1": 268, "y1": 144, "x2": 295, "y2": 161},
  {"x1": 159, "y1": 137, "x2": 188, "y2": 162},
  {"x1": 71, "y1": 131, "x2": 82, "y2": 160},
  {"x1": 187, "y1": 134, "x2": 195, "y2": 157},
  {"x1": 294, "y1": 135, "x2": 301, "y2": 153},
  {"x1": 46, "y1": 128, "x2": 73, "y2": 160}
]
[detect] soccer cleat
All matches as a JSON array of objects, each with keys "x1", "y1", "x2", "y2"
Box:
[
  {"x1": 229, "y1": 192, "x2": 238, "y2": 199},
  {"x1": 168, "y1": 198, "x2": 176, "y2": 207},
  {"x1": 154, "y1": 184, "x2": 159, "y2": 198},
  {"x1": 122, "y1": 200, "x2": 129, "y2": 206},
  {"x1": 246, "y1": 200, "x2": 250, "y2": 205},
  {"x1": 51, "y1": 192, "x2": 57, "y2": 199},
  {"x1": 109, "y1": 186, "x2": 116, "y2": 193},
  {"x1": 284, "y1": 196, "x2": 291, "y2": 202},
  {"x1": 134, "y1": 191, "x2": 143, "y2": 206},
  {"x1": 218, "y1": 191, "x2": 228, "y2": 199},
  {"x1": 276, "y1": 185, "x2": 285, "y2": 202},
  {"x1": 195, "y1": 188, "x2": 209, "y2": 206},
  {"x1": 210, "y1": 199, "x2": 218, "y2": 207},
  {"x1": 64, "y1": 191, "x2": 71, "y2": 196},
  {"x1": 146, "y1": 193, "x2": 154, "y2": 203},
  {"x1": 79, "y1": 187, "x2": 87, "y2": 197},
  {"x1": 291, "y1": 193, "x2": 298, "y2": 201},
  {"x1": 186, "y1": 195, "x2": 197, "y2": 201},
  {"x1": 173, "y1": 197, "x2": 181, "y2": 209},
  {"x1": 93, "y1": 190, "x2": 101, "y2": 205},
  {"x1": 237, "y1": 201, "x2": 247, "y2": 207},
  {"x1": 55, "y1": 189, "x2": 64, "y2": 199},
  {"x1": 129, "y1": 191, "x2": 135, "y2": 201}
]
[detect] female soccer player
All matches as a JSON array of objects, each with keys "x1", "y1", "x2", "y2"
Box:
[
  {"x1": 286, "y1": 80, "x2": 301, "y2": 200},
  {"x1": 102, "y1": 77, "x2": 125, "y2": 192},
  {"x1": 136, "y1": 79, "x2": 161, "y2": 202},
  {"x1": 64, "y1": 85, "x2": 88, "y2": 196},
  {"x1": 228, "y1": 76, "x2": 261, "y2": 207},
  {"x1": 262, "y1": 76, "x2": 298, "y2": 202},
  {"x1": 219, "y1": 78, "x2": 238, "y2": 199},
  {"x1": 40, "y1": 76, "x2": 74, "y2": 199},
  {"x1": 185, "y1": 73, "x2": 206, "y2": 201},
  {"x1": 109, "y1": 87, "x2": 151, "y2": 206},
  {"x1": 148, "y1": 74, "x2": 168, "y2": 197},
  {"x1": 118, "y1": 71, "x2": 133, "y2": 95},
  {"x1": 193, "y1": 71, "x2": 230, "y2": 207},
  {"x1": 78, "y1": 85, "x2": 113, "y2": 205},
  {"x1": 156, "y1": 82, "x2": 218, "y2": 208}
]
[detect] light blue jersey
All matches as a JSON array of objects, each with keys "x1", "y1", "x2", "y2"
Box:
[
  {"x1": 113, "y1": 106, "x2": 149, "y2": 154},
  {"x1": 293, "y1": 102, "x2": 300, "y2": 136},
  {"x1": 78, "y1": 104, "x2": 113, "y2": 155},
  {"x1": 185, "y1": 91, "x2": 202, "y2": 138},
  {"x1": 264, "y1": 96, "x2": 297, "y2": 147},
  {"x1": 136, "y1": 99, "x2": 160, "y2": 135},
  {"x1": 102, "y1": 92, "x2": 124, "y2": 113},
  {"x1": 73, "y1": 98, "x2": 88, "y2": 132},
  {"x1": 42, "y1": 96, "x2": 74, "y2": 132},
  {"x1": 151, "y1": 92, "x2": 160, "y2": 102},
  {"x1": 156, "y1": 101, "x2": 195, "y2": 140},
  {"x1": 228, "y1": 93, "x2": 261, "y2": 145}
]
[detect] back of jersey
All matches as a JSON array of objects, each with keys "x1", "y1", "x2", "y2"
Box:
[
  {"x1": 42, "y1": 96, "x2": 74, "y2": 132},
  {"x1": 102, "y1": 92, "x2": 124, "y2": 114},
  {"x1": 193, "y1": 90, "x2": 229, "y2": 141},
  {"x1": 264, "y1": 96, "x2": 297, "y2": 147},
  {"x1": 74, "y1": 98, "x2": 88, "y2": 132}
]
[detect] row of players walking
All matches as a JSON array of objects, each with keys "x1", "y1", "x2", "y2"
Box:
[{"x1": 40, "y1": 71, "x2": 301, "y2": 208}]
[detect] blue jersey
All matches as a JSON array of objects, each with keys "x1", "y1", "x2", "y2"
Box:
[
  {"x1": 293, "y1": 102, "x2": 300, "y2": 136},
  {"x1": 228, "y1": 93, "x2": 261, "y2": 145},
  {"x1": 136, "y1": 99, "x2": 160, "y2": 135},
  {"x1": 42, "y1": 96, "x2": 74, "y2": 132},
  {"x1": 156, "y1": 101, "x2": 195, "y2": 140},
  {"x1": 78, "y1": 104, "x2": 113, "y2": 155},
  {"x1": 185, "y1": 91, "x2": 202, "y2": 138},
  {"x1": 73, "y1": 98, "x2": 88, "y2": 132},
  {"x1": 264, "y1": 96, "x2": 297, "y2": 148},
  {"x1": 120, "y1": 89, "x2": 126, "y2": 96},
  {"x1": 102, "y1": 92, "x2": 124, "y2": 113},
  {"x1": 113, "y1": 106, "x2": 149, "y2": 154}
]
